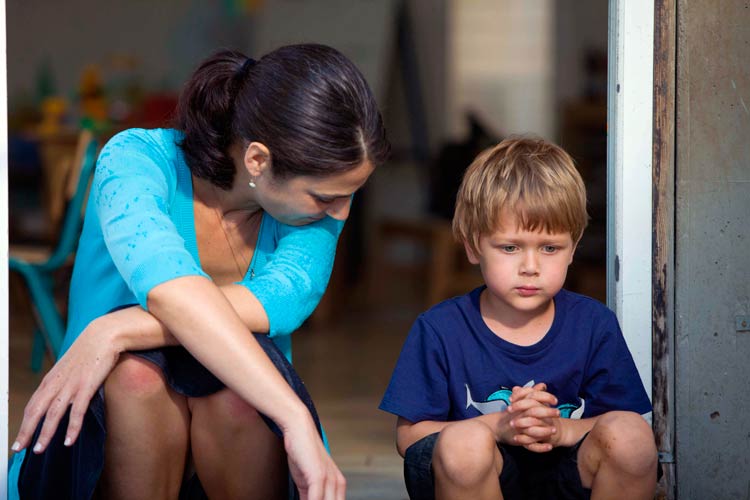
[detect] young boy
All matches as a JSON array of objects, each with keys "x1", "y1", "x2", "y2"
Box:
[{"x1": 380, "y1": 137, "x2": 658, "y2": 500}]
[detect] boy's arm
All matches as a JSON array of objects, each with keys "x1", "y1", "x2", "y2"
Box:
[
  {"x1": 550, "y1": 416, "x2": 600, "y2": 447},
  {"x1": 396, "y1": 391, "x2": 561, "y2": 457},
  {"x1": 396, "y1": 417, "x2": 452, "y2": 457}
]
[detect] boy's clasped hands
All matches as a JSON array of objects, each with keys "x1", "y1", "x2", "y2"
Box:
[{"x1": 505, "y1": 382, "x2": 563, "y2": 453}]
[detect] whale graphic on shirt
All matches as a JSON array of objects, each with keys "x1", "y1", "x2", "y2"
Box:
[
  {"x1": 465, "y1": 380, "x2": 534, "y2": 414},
  {"x1": 465, "y1": 380, "x2": 586, "y2": 419}
]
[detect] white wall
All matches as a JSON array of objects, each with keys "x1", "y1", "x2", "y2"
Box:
[{"x1": 447, "y1": 0, "x2": 555, "y2": 140}]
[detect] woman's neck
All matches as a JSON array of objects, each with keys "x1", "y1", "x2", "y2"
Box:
[{"x1": 192, "y1": 175, "x2": 261, "y2": 216}]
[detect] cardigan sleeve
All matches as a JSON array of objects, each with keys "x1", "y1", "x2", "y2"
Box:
[
  {"x1": 93, "y1": 129, "x2": 208, "y2": 309},
  {"x1": 243, "y1": 215, "x2": 345, "y2": 336}
]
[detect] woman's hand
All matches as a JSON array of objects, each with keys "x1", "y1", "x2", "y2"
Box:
[
  {"x1": 283, "y1": 411, "x2": 346, "y2": 500},
  {"x1": 12, "y1": 316, "x2": 122, "y2": 454}
]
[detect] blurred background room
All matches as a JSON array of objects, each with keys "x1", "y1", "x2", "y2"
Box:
[{"x1": 7, "y1": 1, "x2": 608, "y2": 498}]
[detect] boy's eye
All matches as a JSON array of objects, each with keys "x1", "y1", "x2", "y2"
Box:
[
  {"x1": 500, "y1": 245, "x2": 518, "y2": 253},
  {"x1": 542, "y1": 245, "x2": 558, "y2": 253},
  {"x1": 314, "y1": 196, "x2": 335, "y2": 204}
]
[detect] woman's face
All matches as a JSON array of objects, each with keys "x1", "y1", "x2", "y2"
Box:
[{"x1": 255, "y1": 160, "x2": 375, "y2": 226}]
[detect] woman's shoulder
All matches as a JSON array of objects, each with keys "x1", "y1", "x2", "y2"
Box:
[
  {"x1": 102, "y1": 128, "x2": 183, "y2": 155},
  {"x1": 97, "y1": 128, "x2": 186, "y2": 181}
]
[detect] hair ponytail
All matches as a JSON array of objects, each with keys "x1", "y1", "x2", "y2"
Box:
[
  {"x1": 175, "y1": 50, "x2": 250, "y2": 190},
  {"x1": 177, "y1": 44, "x2": 390, "y2": 189}
]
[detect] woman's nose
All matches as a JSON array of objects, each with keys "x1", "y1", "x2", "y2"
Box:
[{"x1": 325, "y1": 197, "x2": 351, "y2": 221}]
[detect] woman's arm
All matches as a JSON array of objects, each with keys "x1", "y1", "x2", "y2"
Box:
[
  {"x1": 15, "y1": 275, "x2": 343, "y2": 498},
  {"x1": 92, "y1": 283, "x2": 268, "y2": 353},
  {"x1": 148, "y1": 276, "x2": 345, "y2": 497},
  {"x1": 146, "y1": 277, "x2": 305, "y2": 425}
]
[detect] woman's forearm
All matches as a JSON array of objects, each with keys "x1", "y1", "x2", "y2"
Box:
[
  {"x1": 146, "y1": 275, "x2": 308, "y2": 430},
  {"x1": 104, "y1": 283, "x2": 270, "y2": 353}
]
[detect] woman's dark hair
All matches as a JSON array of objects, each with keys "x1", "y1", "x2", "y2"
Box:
[{"x1": 176, "y1": 44, "x2": 390, "y2": 190}]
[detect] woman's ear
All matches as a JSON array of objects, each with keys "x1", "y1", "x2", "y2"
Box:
[{"x1": 243, "y1": 142, "x2": 271, "y2": 177}]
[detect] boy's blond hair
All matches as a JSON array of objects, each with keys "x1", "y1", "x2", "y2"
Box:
[{"x1": 452, "y1": 136, "x2": 588, "y2": 255}]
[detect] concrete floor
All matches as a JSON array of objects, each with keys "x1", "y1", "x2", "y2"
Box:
[{"x1": 8, "y1": 275, "x2": 414, "y2": 499}]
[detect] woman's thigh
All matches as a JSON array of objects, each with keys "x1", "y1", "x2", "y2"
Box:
[
  {"x1": 188, "y1": 388, "x2": 287, "y2": 499},
  {"x1": 100, "y1": 354, "x2": 191, "y2": 499}
]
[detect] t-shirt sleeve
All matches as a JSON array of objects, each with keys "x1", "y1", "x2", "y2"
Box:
[
  {"x1": 581, "y1": 311, "x2": 653, "y2": 417},
  {"x1": 93, "y1": 130, "x2": 208, "y2": 309},
  {"x1": 243, "y1": 216, "x2": 344, "y2": 337},
  {"x1": 379, "y1": 316, "x2": 451, "y2": 423}
]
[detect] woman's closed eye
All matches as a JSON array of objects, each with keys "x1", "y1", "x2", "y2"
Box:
[{"x1": 312, "y1": 194, "x2": 337, "y2": 204}]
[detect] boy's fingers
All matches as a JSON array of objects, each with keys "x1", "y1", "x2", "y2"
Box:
[{"x1": 525, "y1": 442, "x2": 554, "y2": 453}]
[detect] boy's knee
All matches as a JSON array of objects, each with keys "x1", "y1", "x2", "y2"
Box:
[
  {"x1": 589, "y1": 411, "x2": 657, "y2": 476},
  {"x1": 106, "y1": 354, "x2": 167, "y2": 400},
  {"x1": 433, "y1": 421, "x2": 501, "y2": 487}
]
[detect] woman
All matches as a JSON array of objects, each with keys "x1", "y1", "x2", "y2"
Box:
[{"x1": 10, "y1": 44, "x2": 389, "y2": 499}]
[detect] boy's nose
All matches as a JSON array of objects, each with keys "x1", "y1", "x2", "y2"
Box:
[{"x1": 520, "y1": 251, "x2": 540, "y2": 275}]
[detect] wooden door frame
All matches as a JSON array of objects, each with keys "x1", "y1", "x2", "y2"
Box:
[
  {"x1": 609, "y1": 0, "x2": 676, "y2": 497},
  {"x1": 652, "y1": 0, "x2": 676, "y2": 497}
]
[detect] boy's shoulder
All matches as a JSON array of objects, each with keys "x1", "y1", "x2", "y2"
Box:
[
  {"x1": 418, "y1": 286, "x2": 483, "y2": 324},
  {"x1": 556, "y1": 288, "x2": 617, "y2": 323}
]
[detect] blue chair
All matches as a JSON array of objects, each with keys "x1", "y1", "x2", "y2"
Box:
[{"x1": 9, "y1": 130, "x2": 98, "y2": 371}]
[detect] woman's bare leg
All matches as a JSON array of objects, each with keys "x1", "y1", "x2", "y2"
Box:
[
  {"x1": 98, "y1": 354, "x2": 190, "y2": 500},
  {"x1": 188, "y1": 388, "x2": 287, "y2": 499}
]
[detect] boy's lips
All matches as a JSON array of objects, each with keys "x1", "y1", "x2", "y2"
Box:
[{"x1": 516, "y1": 286, "x2": 541, "y2": 297}]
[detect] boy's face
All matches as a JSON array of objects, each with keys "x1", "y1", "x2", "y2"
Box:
[{"x1": 465, "y1": 210, "x2": 576, "y2": 321}]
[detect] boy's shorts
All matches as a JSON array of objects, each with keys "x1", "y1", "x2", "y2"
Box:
[{"x1": 404, "y1": 431, "x2": 591, "y2": 500}]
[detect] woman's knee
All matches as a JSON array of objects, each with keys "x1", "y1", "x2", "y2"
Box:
[
  {"x1": 433, "y1": 420, "x2": 501, "y2": 487},
  {"x1": 588, "y1": 411, "x2": 657, "y2": 476},
  {"x1": 105, "y1": 354, "x2": 168, "y2": 401}
]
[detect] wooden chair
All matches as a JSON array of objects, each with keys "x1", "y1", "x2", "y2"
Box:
[
  {"x1": 9, "y1": 130, "x2": 98, "y2": 371},
  {"x1": 369, "y1": 216, "x2": 484, "y2": 309}
]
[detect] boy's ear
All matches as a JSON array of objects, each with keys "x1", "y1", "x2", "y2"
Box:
[
  {"x1": 243, "y1": 142, "x2": 271, "y2": 177},
  {"x1": 568, "y1": 239, "x2": 579, "y2": 265},
  {"x1": 464, "y1": 240, "x2": 480, "y2": 265}
]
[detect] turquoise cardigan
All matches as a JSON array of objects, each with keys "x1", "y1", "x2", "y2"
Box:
[
  {"x1": 10, "y1": 129, "x2": 343, "y2": 498},
  {"x1": 63, "y1": 127, "x2": 344, "y2": 359}
]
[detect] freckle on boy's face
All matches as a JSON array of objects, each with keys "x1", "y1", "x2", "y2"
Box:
[{"x1": 465, "y1": 211, "x2": 576, "y2": 321}]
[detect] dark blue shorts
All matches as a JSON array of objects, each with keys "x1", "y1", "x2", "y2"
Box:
[
  {"x1": 17, "y1": 334, "x2": 319, "y2": 500},
  {"x1": 404, "y1": 431, "x2": 592, "y2": 500}
]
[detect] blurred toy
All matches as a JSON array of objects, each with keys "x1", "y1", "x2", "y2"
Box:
[
  {"x1": 37, "y1": 96, "x2": 68, "y2": 137},
  {"x1": 79, "y1": 64, "x2": 109, "y2": 129}
]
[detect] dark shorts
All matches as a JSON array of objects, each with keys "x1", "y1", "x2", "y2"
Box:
[
  {"x1": 18, "y1": 334, "x2": 319, "y2": 500},
  {"x1": 404, "y1": 431, "x2": 592, "y2": 500}
]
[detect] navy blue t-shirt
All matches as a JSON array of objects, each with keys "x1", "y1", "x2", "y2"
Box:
[{"x1": 380, "y1": 287, "x2": 651, "y2": 423}]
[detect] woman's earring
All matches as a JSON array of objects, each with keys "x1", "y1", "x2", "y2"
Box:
[{"x1": 248, "y1": 178, "x2": 257, "y2": 189}]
